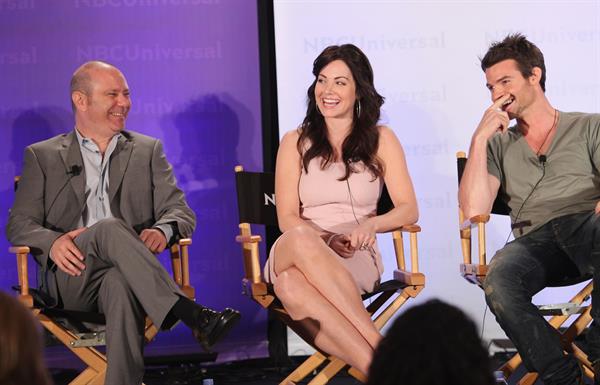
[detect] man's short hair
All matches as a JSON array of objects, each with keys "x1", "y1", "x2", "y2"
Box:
[{"x1": 481, "y1": 33, "x2": 547, "y2": 92}]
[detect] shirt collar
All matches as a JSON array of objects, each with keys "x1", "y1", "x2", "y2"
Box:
[{"x1": 74, "y1": 128, "x2": 122, "y2": 150}]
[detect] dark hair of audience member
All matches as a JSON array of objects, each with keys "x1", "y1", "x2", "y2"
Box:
[
  {"x1": 0, "y1": 291, "x2": 53, "y2": 385},
  {"x1": 298, "y1": 43, "x2": 385, "y2": 181},
  {"x1": 480, "y1": 32, "x2": 547, "y2": 92},
  {"x1": 367, "y1": 299, "x2": 495, "y2": 385}
]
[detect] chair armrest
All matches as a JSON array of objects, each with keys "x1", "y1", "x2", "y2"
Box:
[
  {"x1": 9, "y1": 246, "x2": 31, "y2": 254},
  {"x1": 393, "y1": 270, "x2": 425, "y2": 286},
  {"x1": 235, "y1": 235, "x2": 262, "y2": 243},
  {"x1": 178, "y1": 238, "x2": 192, "y2": 246},
  {"x1": 8, "y1": 246, "x2": 33, "y2": 307},
  {"x1": 397, "y1": 224, "x2": 421, "y2": 232},
  {"x1": 238, "y1": 223, "x2": 264, "y2": 284},
  {"x1": 458, "y1": 211, "x2": 490, "y2": 277},
  {"x1": 169, "y1": 238, "x2": 194, "y2": 300},
  {"x1": 390, "y1": 225, "x2": 424, "y2": 286},
  {"x1": 460, "y1": 214, "x2": 491, "y2": 230}
]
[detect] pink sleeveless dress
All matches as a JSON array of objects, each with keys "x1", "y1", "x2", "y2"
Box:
[{"x1": 265, "y1": 158, "x2": 384, "y2": 294}]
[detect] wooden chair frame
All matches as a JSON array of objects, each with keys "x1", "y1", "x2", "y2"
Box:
[
  {"x1": 9, "y1": 238, "x2": 194, "y2": 385},
  {"x1": 456, "y1": 151, "x2": 594, "y2": 384},
  {"x1": 234, "y1": 165, "x2": 425, "y2": 385}
]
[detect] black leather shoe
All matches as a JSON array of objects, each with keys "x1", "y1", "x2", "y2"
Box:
[{"x1": 192, "y1": 307, "x2": 241, "y2": 351}]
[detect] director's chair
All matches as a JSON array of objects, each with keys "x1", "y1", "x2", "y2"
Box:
[
  {"x1": 234, "y1": 165, "x2": 425, "y2": 385},
  {"x1": 456, "y1": 151, "x2": 594, "y2": 384},
  {"x1": 10, "y1": 178, "x2": 195, "y2": 385}
]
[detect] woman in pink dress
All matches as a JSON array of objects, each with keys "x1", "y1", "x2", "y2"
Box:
[{"x1": 267, "y1": 44, "x2": 418, "y2": 377}]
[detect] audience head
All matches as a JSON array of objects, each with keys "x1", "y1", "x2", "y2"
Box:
[
  {"x1": 299, "y1": 44, "x2": 384, "y2": 180},
  {"x1": 367, "y1": 299, "x2": 494, "y2": 385},
  {"x1": 481, "y1": 33, "x2": 546, "y2": 92},
  {"x1": 0, "y1": 291, "x2": 52, "y2": 385}
]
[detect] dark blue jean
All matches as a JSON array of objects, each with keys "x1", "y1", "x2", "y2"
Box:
[{"x1": 483, "y1": 211, "x2": 600, "y2": 385}]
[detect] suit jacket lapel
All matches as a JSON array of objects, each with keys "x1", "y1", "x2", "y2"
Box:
[
  {"x1": 59, "y1": 131, "x2": 85, "y2": 209},
  {"x1": 109, "y1": 133, "x2": 133, "y2": 202}
]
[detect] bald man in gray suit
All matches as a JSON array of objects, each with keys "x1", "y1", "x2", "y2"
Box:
[{"x1": 6, "y1": 61, "x2": 240, "y2": 385}]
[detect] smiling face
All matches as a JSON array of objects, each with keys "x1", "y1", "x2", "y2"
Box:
[
  {"x1": 485, "y1": 59, "x2": 540, "y2": 119},
  {"x1": 314, "y1": 59, "x2": 357, "y2": 121},
  {"x1": 73, "y1": 64, "x2": 131, "y2": 138}
]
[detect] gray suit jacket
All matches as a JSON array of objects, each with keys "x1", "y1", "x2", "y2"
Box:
[{"x1": 6, "y1": 130, "x2": 196, "y2": 275}]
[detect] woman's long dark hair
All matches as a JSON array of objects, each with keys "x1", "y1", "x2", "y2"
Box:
[{"x1": 297, "y1": 44, "x2": 385, "y2": 181}]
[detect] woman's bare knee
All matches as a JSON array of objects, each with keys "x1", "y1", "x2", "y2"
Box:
[
  {"x1": 275, "y1": 226, "x2": 324, "y2": 268},
  {"x1": 274, "y1": 268, "x2": 310, "y2": 314}
]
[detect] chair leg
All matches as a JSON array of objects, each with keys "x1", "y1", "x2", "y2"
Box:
[
  {"x1": 308, "y1": 357, "x2": 346, "y2": 385},
  {"x1": 561, "y1": 307, "x2": 592, "y2": 350},
  {"x1": 499, "y1": 350, "x2": 524, "y2": 378},
  {"x1": 38, "y1": 314, "x2": 107, "y2": 370},
  {"x1": 572, "y1": 343, "x2": 593, "y2": 371},
  {"x1": 347, "y1": 366, "x2": 367, "y2": 382},
  {"x1": 518, "y1": 372, "x2": 538, "y2": 385},
  {"x1": 373, "y1": 291, "x2": 411, "y2": 329},
  {"x1": 84, "y1": 369, "x2": 106, "y2": 385},
  {"x1": 70, "y1": 367, "x2": 101, "y2": 385},
  {"x1": 583, "y1": 364, "x2": 595, "y2": 380},
  {"x1": 144, "y1": 318, "x2": 159, "y2": 342},
  {"x1": 280, "y1": 352, "x2": 327, "y2": 385},
  {"x1": 37, "y1": 313, "x2": 108, "y2": 385}
]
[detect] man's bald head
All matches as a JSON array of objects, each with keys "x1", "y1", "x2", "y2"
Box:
[
  {"x1": 70, "y1": 61, "x2": 121, "y2": 111},
  {"x1": 69, "y1": 61, "x2": 131, "y2": 137}
]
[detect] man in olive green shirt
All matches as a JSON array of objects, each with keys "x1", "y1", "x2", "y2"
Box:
[{"x1": 460, "y1": 34, "x2": 600, "y2": 385}]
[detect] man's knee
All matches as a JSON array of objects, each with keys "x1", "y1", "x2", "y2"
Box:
[
  {"x1": 93, "y1": 218, "x2": 129, "y2": 233},
  {"x1": 483, "y1": 257, "x2": 519, "y2": 314},
  {"x1": 90, "y1": 218, "x2": 139, "y2": 245}
]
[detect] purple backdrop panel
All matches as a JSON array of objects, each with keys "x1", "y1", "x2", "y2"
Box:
[{"x1": 0, "y1": 0, "x2": 267, "y2": 360}]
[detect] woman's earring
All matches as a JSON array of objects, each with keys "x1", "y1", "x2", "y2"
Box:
[{"x1": 356, "y1": 100, "x2": 361, "y2": 118}]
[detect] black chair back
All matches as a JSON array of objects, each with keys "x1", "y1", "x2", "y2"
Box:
[{"x1": 235, "y1": 170, "x2": 277, "y2": 226}]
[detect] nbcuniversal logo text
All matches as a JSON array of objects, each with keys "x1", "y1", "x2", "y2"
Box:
[
  {"x1": 76, "y1": 43, "x2": 222, "y2": 62},
  {"x1": 0, "y1": 0, "x2": 35, "y2": 10},
  {"x1": 0, "y1": 47, "x2": 37, "y2": 65},
  {"x1": 74, "y1": 0, "x2": 219, "y2": 7}
]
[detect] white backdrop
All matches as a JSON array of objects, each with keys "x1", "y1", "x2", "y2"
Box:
[{"x1": 273, "y1": 0, "x2": 600, "y2": 354}]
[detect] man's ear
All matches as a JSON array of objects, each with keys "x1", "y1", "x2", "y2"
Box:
[
  {"x1": 71, "y1": 91, "x2": 88, "y2": 111},
  {"x1": 529, "y1": 67, "x2": 542, "y2": 85}
]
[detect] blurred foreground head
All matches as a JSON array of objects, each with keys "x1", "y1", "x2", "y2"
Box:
[
  {"x1": 0, "y1": 291, "x2": 52, "y2": 385},
  {"x1": 367, "y1": 299, "x2": 494, "y2": 385}
]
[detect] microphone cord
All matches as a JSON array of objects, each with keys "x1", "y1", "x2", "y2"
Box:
[
  {"x1": 503, "y1": 158, "x2": 546, "y2": 245},
  {"x1": 44, "y1": 165, "x2": 82, "y2": 224}
]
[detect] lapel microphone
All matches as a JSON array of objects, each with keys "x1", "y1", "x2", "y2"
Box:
[
  {"x1": 538, "y1": 155, "x2": 547, "y2": 164},
  {"x1": 66, "y1": 165, "x2": 82, "y2": 176}
]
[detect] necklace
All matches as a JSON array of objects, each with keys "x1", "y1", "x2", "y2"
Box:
[{"x1": 535, "y1": 109, "x2": 558, "y2": 156}]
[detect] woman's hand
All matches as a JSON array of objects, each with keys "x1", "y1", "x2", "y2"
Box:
[
  {"x1": 326, "y1": 233, "x2": 354, "y2": 258},
  {"x1": 349, "y1": 219, "x2": 377, "y2": 251}
]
